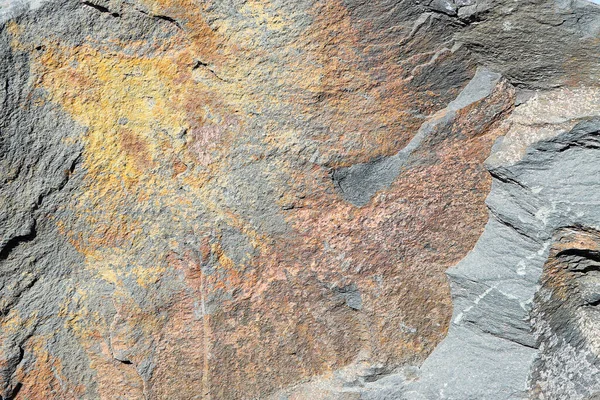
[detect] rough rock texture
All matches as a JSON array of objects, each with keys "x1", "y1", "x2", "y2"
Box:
[
  {"x1": 407, "y1": 92, "x2": 600, "y2": 400},
  {"x1": 1, "y1": 0, "x2": 600, "y2": 399},
  {"x1": 531, "y1": 227, "x2": 600, "y2": 399},
  {"x1": 273, "y1": 75, "x2": 600, "y2": 400}
]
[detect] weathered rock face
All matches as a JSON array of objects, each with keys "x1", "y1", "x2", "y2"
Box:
[
  {"x1": 1, "y1": 0, "x2": 600, "y2": 399},
  {"x1": 408, "y1": 91, "x2": 600, "y2": 400},
  {"x1": 531, "y1": 227, "x2": 600, "y2": 399}
]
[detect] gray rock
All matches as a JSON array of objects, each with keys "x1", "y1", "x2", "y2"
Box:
[
  {"x1": 332, "y1": 67, "x2": 502, "y2": 207},
  {"x1": 358, "y1": 87, "x2": 600, "y2": 400},
  {"x1": 2, "y1": 0, "x2": 600, "y2": 398}
]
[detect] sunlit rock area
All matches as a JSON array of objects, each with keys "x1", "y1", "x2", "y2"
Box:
[{"x1": 1, "y1": 0, "x2": 600, "y2": 399}]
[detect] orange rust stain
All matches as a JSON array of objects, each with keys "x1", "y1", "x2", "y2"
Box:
[
  {"x1": 15, "y1": 337, "x2": 86, "y2": 400},
  {"x1": 4, "y1": 0, "x2": 503, "y2": 398}
]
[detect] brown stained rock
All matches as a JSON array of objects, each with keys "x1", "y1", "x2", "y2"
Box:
[
  {"x1": 174, "y1": 79, "x2": 515, "y2": 398},
  {"x1": 0, "y1": 0, "x2": 518, "y2": 398}
]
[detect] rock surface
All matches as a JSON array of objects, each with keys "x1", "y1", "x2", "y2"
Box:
[{"x1": 0, "y1": 0, "x2": 600, "y2": 399}]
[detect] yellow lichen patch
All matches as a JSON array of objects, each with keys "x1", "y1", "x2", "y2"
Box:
[
  {"x1": 35, "y1": 44, "x2": 188, "y2": 187},
  {"x1": 84, "y1": 251, "x2": 124, "y2": 285},
  {"x1": 0, "y1": 309, "x2": 24, "y2": 334},
  {"x1": 239, "y1": 0, "x2": 288, "y2": 31},
  {"x1": 5, "y1": 20, "x2": 24, "y2": 51},
  {"x1": 5, "y1": 20, "x2": 21, "y2": 36},
  {"x1": 62, "y1": 288, "x2": 99, "y2": 338},
  {"x1": 130, "y1": 261, "x2": 168, "y2": 287},
  {"x1": 31, "y1": 39, "x2": 228, "y2": 287}
]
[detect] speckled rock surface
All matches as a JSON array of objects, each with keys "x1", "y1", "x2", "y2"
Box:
[{"x1": 1, "y1": 0, "x2": 600, "y2": 399}]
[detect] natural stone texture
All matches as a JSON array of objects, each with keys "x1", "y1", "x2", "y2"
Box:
[
  {"x1": 530, "y1": 228, "x2": 600, "y2": 399},
  {"x1": 276, "y1": 85, "x2": 600, "y2": 400},
  {"x1": 400, "y1": 98, "x2": 600, "y2": 399},
  {"x1": 458, "y1": 0, "x2": 600, "y2": 88},
  {"x1": 332, "y1": 67, "x2": 503, "y2": 207},
  {"x1": 0, "y1": 1, "x2": 505, "y2": 397},
  {"x1": 1, "y1": 0, "x2": 600, "y2": 399}
]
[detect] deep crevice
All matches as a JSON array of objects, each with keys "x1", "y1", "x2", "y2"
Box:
[
  {"x1": 0, "y1": 222, "x2": 37, "y2": 261},
  {"x1": 489, "y1": 168, "x2": 529, "y2": 190},
  {"x1": 556, "y1": 248, "x2": 600, "y2": 263},
  {"x1": 0, "y1": 347, "x2": 25, "y2": 400},
  {"x1": 1, "y1": 154, "x2": 80, "y2": 261},
  {"x1": 584, "y1": 298, "x2": 600, "y2": 307},
  {"x1": 490, "y1": 210, "x2": 536, "y2": 241},
  {"x1": 150, "y1": 14, "x2": 182, "y2": 29},
  {"x1": 81, "y1": 1, "x2": 120, "y2": 17},
  {"x1": 2, "y1": 382, "x2": 23, "y2": 400}
]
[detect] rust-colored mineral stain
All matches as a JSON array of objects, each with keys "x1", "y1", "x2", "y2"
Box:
[
  {"x1": 120, "y1": 129, "x2": 153, "y2": 170},
  {"x1": 14, "y1": 338, "x2": 87, "y2": 400},
  {"x1": 2, "y1": 0, "x2": 512, "y2": 398}
]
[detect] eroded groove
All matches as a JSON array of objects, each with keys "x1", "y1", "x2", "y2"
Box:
[
  {"x1": 0, "y1": 346, "x2": 24, "y2": 400},
  {"x1": 81, "y1": 1, "x2": 120, "y2": 17},
  {"x1": 149, "y1": 13, "x2": 182, "y2": 29},
  {"x1": 556, "y1": 248, "x2": 600, "y2": 263},
  {"x1": 135, "y1": 8, "x2": 183, "y2": 30},
  {"x1": 192, "y1": 59, "x2": 231, "y2": 83},
  {"x1": 0, "y1": 223, "x2": 36, "y2": 261},
  {"x1": 2, "y1": 382, "x2": 23, "y2": 400}
]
